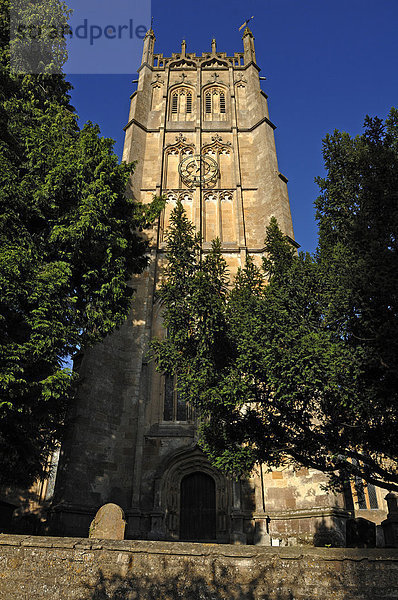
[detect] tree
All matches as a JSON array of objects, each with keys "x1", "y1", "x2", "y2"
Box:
[
  {"x1": 152, "y1": 109, "x2": 398, "y2": 493},
  {"x1": 0, "y1": 0, "x2": 163, "y2": 486}
]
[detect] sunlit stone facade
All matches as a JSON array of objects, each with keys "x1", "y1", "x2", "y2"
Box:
[{"x1": 51, "y1": 29, "x2": 388, "y2": 546}]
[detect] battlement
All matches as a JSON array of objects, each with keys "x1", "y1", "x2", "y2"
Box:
[
  {"x1": 143, "y1": 27, "x2": 256, "y2": 69},
  {"x1": 152, "y1": 52, "x2": 246, "y2": 69}
]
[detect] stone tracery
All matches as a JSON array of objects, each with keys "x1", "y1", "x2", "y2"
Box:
[
  {"x1": 169, "y1": 86, "x2": 195, "y2": 121},
  {"x1": 203, "y1": 86, "x2": 228, "y2": 121}
]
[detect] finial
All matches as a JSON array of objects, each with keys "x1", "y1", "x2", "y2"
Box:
[
  {"x1": 211, "y1": 38, "x2": 217, "y2": 54},
  {"x1": 242, "y1": 24, "x2": 256, "y2": 64},
  {"x1": 145, "y1": 26, "x2": 155, "y2": 38},
  {"x1": 145, "y1": 17, "x2": 155, "y2": 37},
  {"x1": 181, "y1": 39, "x2": 186, "y2": 57},
  {"x1": 242, "y1": 26, "x2": 254, "y2": 37}
]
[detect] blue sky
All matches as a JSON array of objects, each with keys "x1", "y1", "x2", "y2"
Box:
[{"x1": 68, "y1": 0, "x2": 398, "y2": 253}]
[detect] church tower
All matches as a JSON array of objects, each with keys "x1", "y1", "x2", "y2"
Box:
[{"x1": 51, "y1": 30, "x2": 357, "y2": 546}]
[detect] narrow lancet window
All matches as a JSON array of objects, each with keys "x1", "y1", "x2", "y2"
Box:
[
  {"x1": 204, "y1": 87, "x2": 227, "y2": 120},
  {"x1": 163, "y1": 374, "x2": 190, "y2": 421}
]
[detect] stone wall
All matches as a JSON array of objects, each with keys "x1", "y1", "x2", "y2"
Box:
[{"x1": 1, "y1": 535, "x2": 398, "y2": 600}]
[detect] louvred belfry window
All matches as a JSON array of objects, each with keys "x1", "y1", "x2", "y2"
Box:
[
  {"x1": 205, "y1": 92, "x2": 212, "y2": 113},
  {"x1": 186, "y1": 92, "x2": 192, "y2": 113},
  {"x1": 219, "y1": 92, "x2": 226, "y2": 113},
  {"x1": 204, "y1": 88, "x2": 227, "y2": 121},
  {"x1": 170, "y1": 88, "x2": 195, "y2": 121}
]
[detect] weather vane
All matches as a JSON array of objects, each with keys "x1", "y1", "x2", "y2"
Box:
[{"x1": 238, "y1": 15, "x2": 254, "y2": 31}]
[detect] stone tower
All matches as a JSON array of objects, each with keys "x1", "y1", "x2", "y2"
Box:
[{"x1": 51, "y1": 30, "x2": 386, "y2": 546}]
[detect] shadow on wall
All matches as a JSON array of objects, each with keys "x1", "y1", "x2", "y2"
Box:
[
  {"x1": 85, "y1": 565, "x2": 297, "y2": 600},
  {"x1": 0, "y1": 490, "x2": 51, "y2": 536},
  {"x1": 313, "y1": 516, "x2": 346, "y2": 548},
  {"x1": 313, "y1": 515, "x2": 380, "y2": 548}
]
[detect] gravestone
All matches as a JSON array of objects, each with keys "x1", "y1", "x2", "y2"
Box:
[
  {"x1": 346, "y1": 517, "x2": 376, "y2": 548},
  {"x1": 382, "y1": 492, "x2": 398, "y2": 548},
  {"x1": 89, "y1": 503, "x2": 126, "y2": 540}
]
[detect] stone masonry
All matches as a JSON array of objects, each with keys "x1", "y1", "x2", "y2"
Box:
[
  {"x1": 1, "y1": 535, "x2": 398, "y2": 600},
  {"x1": 49, "y1": 29, "x2": 388, "y2": 546}
]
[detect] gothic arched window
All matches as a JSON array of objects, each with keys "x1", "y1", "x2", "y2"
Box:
[
  {"x1": 163, "y1": 374, "x2": 192, "y2": 422},
  {"x1": 170, "y1": 88, "x2": 194, "y2": 121},
  {"x1": 344, "y1": 459, "x2": 380, "y2": 510},
  {"x1": 204, "y1": 87, "x2": 227, "y2": 121}
]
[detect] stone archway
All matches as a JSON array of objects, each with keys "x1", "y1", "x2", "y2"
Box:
[{"x1": 150, "y1": 446, "x2": 230, "y2": 542}]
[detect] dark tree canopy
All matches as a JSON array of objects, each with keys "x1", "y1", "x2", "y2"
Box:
[
  {"x1": 152, "y1": 109, "x2": 398, "y2": 493},
  {"x1": 0, "y1": 0, "x2": 163, "y2": 486}
]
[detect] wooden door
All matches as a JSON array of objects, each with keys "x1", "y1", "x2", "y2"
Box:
[{"x1": 180, "y1": 472, "x2": 216, "y2": 541}]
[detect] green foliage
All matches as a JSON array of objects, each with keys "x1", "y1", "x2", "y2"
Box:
[
  {"x1": 0, "y1": 0, "x2": 164, "y2": 486},
  {"x1": 9, "y1": 0, "x2": 71, "y2": 74},
  {"x1": 153, "y1": 110, "x2": 398, "y2": 492}
]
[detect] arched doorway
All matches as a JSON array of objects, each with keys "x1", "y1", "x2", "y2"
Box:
[
  {"x1": 152, "y1": 446, "x2": 230, "y2": 542},
  {"x1": 180, "y1": 471, "x2": 216, "y2": 541}
]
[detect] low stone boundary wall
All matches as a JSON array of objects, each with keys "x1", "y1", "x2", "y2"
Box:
[{"x1": 1, "y1": 534, "x2": 398, "y2": 599}]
